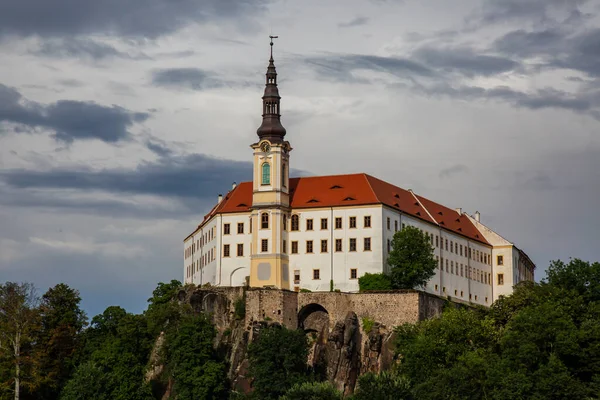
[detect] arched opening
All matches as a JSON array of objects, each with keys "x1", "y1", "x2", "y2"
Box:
[
  {"x1": 298, "y1": 303, "x2": 329, "y2": 333},
  {"x1": 291, "y1": 214, "x2": 299, "y2": 231},
  {"x1": 261, "y1": 162, "x2": 271, "y2": 185},
  {"x1": 261, "y1": 212, "x2": 269, "y2": 229}
]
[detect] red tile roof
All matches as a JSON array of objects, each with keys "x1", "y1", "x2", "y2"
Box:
[{"x1": 185, "y1": 173, "x2": 489, "y2": 245}]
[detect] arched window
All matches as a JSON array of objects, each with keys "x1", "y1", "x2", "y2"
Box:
[
  {"x1": 261, "y1": 213, "x2": 269, "y2": 229},
  {"x1": 261, "y1": 162, "x2": 271, "y2": 185},
  {"x1": 282, "y1": 163, "x2": 286, "y2": 187},
  {"x1": 291, "y1": 215, "x2": 299, "y2": 231}
]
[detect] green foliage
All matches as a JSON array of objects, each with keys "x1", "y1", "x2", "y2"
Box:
[
  {"x1": 352, "y1": 372, "x2": 412, "y2": 400},
  {"x1": 247, "y1": 325, "x2": 311, "y2": 399},
  {"x1": 361, "y1": 317, "x2": 375, "y2": 334},
  {"x1": 329, "y1": 280, "x2": 334, "y2": 292},
  {"x1": 358, "y1": 273, "x2": 392, "y2": 292},
  {"x1": 300, "y1": 289, "x2": 312, "y2": 293},
  {"x1": 388, "y1": 226, "x2": 437, "y2": 289},
  {"x1": 145, "y1": 280, "x2": 183, "y2": 337},
  {"x1": 234, "y1": 297, "x2": 246, "y2": 320},
  {"x1": 280, "y1": 381, "x2": 342, "y2": 400},
  {"x1": 166, "y1": 313, "x2": 228, "y2": 400},
  {"x1": 31, "y1": 284, "x2": 87, "y2": 400}
]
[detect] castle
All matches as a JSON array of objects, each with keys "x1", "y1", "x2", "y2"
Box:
[{"x1": 183, "y1": 40, "x2": 535, "y2": 306}]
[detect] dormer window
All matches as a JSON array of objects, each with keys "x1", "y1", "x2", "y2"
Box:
[{"x1": 261, "y1": 162, "x2": 271, "y2": 185}]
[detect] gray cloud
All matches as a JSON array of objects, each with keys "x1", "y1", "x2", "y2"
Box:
[
  {"x1": 152, "y1": 68, "x2": 224, "y2": 91},
  {"x1": 0, "y1": 84, "x2": 149, "y2": 143},
  {"x1": 338, "y1": 16, "x2": 369, "y2": 28},
  {"x1": 34, "y1": 38, "x2": 149, "y2": 60},
  {"x1": 412, "y1": 46, "x2": 519, "y2": 77},
  {"x1": 477, "y1": 0, "x2": 590, "y2": 24},
  {"x1": 0, "y1": 0, "x2": 270, "y2": 38},
  {"x1": 439, "y1": 164, "x2": 469, "y2": 179},
  {"x1": 493, "y1": 29, "x2": 565, "y2": 57},
  {"x1": 305, "y1": 53, "x2": 434, "y2": 83}
]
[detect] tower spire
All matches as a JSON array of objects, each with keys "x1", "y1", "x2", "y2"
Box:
[{"x1": 257, "y1": 35, "x2": 286, "y2": 143}]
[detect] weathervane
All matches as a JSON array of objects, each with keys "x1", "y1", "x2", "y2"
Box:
[{"x1": 269, "y1": 35, "x2": 278, "y2": 59}]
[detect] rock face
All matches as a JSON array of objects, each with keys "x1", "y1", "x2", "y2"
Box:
[{"x1": 147, "y1": 286, "x2": 441, "y2": 397}]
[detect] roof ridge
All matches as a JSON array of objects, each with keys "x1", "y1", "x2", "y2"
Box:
[
  {"x1": 363, "y1": 174, "x2": 379, "y2": 203},
  {"x1": 408, "y1": 189, "x2": 437, "y2": 225}
]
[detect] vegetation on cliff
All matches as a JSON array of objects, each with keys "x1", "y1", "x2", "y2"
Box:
[{"x1": 1, "y1": 258, "x2": 599, "y2": 399}]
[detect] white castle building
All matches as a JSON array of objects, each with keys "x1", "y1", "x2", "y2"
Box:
[{"x1": 183, "y1": 42, "x2": 535, "y2": 306}]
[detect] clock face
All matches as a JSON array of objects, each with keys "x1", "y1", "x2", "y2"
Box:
[{"x1": 260, "y1": 142, "x2": 271, "y2": 153}]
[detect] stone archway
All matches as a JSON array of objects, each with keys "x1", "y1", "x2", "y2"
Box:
[{"x1": 298, "y1": 303, "x2": 329, "y2": 333}]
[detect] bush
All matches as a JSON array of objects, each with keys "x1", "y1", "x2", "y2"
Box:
[
  {"x1": 234, "y1": 297, "x2": 246, "y2": 320},
  {"x1": 361, "y1": 317, "x2": 376, "y2": 334},
  {"x1": 280, "y1": 381, "x2": 342, "y2": 400},
  {"x1": 358, "y1": 273, "x2": 392, "y2": 292},
  {"x1": 353, "y1": 372, "x2": 412, "y2": 400}
]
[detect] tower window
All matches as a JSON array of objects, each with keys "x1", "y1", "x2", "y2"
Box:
[
  {"x1": 261, "y1": 162, "x2": 271, "y2": 185},
  {"x1": 497, "y1": 255, "x2": 504, "y2": 265},
  {"x1": 497, "y1": 273, "x2": 504, "y2": 285},
  {"x1": 282, "y1": 164, "x2": 286, "y2": 187},
  {"x1": 261, "y1": 213, "x2": 269, "y2": 229},
  {"x1": 291, "y1": 215, "x2": 299, "y2": 231},
  {"x1": 261, "y1": 239, "x2": 269, "y2": 253}
]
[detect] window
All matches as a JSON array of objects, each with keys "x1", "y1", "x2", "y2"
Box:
[
  {"x1": 387, "y1": 217, "x2": 390, "y2": 230},
  {"x1": 497, "y1": 255, "x2": 504, "y2": 265},
  {"x1": 282, "y1": 215, "x2": 287, "y2": 231},
  {"x1": 436, "y1": 235, "x2": 439, "y2": 247},
  {"x1": 291, "y1": 241, "x2": 298, "y2": 254},
  {"x1": 446, "y1": 259, "x2": 449, "y2": 272},
  {"x1": 335, "y1": 239, "x2": 342, "y2": 252},
  {"x1": 294, "y1": 270, "x2": 300, "y2": 284},
  {"x1": 460, "y1": 244, "x2": 463, "y2": 256},
  {"x1": 435, "y1": 284, "x2": 439, "y2": 291},
  {"x1": 387, "y1": 239, "x2": 391, "y2": 253},
  {"x1": 224, "y1": 223, "x2": 230, "y2": 235},
  {"x1": 349, "y1": 238, "x2": 357, "y2": 252},
  {"x1": 261, "y1": 162, "x2": 270, "y2": 185},
  {"x1": 349, "y1": 216, "x2": 357, "y2": 228},
  {"x1": 250, "y1": 218, "x2": 252, "y2": 233},
  {"x1": 282, "y1": 164, "x2": 286, "y2": 187},
  {"x1": 261, "y1": 239, "x2": 268, "y2": 252},
  {"x1": 461, "y1": 291, "x2": 464, "y2": 297},
  {"x1": 497, "y1": 273, "x2": 504, "y2": 285},
  {"x1": 364, "y1": 216, "x2": 371, "y2": 228},
  {"x1": 291, "y1": 215, "x2": 299, "y2": 231},
  {"x1": 237, "y1": 223, "x2": 244, "y2": 234},
  {"x1": 440, "y1": 257, "x2": 444, "y2": 268},
  {"x1": 402, "y1": 223, "x2": 406, "y2": 229},
  {"x1": 450, "y1": 241, "x2": 453, "y2": 253},
  {"x1": 223, "y1": 244, "x2": 230, "y2": 257},
  {"x1": 321, "y1": 239, "x2": 328, "y2": 253},
  {"x1": 364, "y1": 237, "x2": 371, "y2": 251},
  {"x1": 350, "y1": 269, "x2": 357, "y2": 279},
  {"x1": 261, "y1": 213, "x2": 269, "y2": 229},
  {"x1": 313, "y1": 269, "x2": 320, "y2": 280},
  {"x1": 445, "y1": 239, "x2": 448, "y2": 251},
  {"x1": 451, "y1": 261, "x2": 454, "y2": 274},
  {"x1": 306, "y1": 240, "x2": 313, "y2": 253},
  {"x1": 461, "y1": 264, "x2": 464, "y2": 277},
  {"x1": 237, "y1": 243, "x2": 243, "y2": 257},
  {"x1": 335, "y1": 217, "x2": 342, "y2": 229},
  {"x1": 321, "y1": 218, "x2": 328, "y2": 230},
  {"x1": 306, "y1": 219, "x2": 313, "y2": 231},
  {"x1": 283, "y1": 240, "x2": 286, "y2": 253},
  {"x1": 395, "y1": 220, "x2": 398, "y2": 232}
]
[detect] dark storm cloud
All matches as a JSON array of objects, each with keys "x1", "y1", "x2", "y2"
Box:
[
  {"x1": 412, "y1": 46, "x2": 519, "y2": 77},
  {"x1": 34, "y1": 38, "x2": 148, "y2": 60},
  {"x1": 0, "y1": 84, "x2": 148, "y2": 143},
  {"x1": 338, "y1": 17, "x2": 369, "y2": 28},
  {"x1": 304, "y1": 54, "x2": 434, "y2": 83},
  {"x1": 0, "y1": 153, "x2": 253, "y2": 200},
  {"x1": 0, "y1": 0, "x2": 270, "y2": 38},
  {"x1": 493, "y1": 29, "x2": 564, "y2": 57},
  {"x1": 152, "y1": 68, "x2": 224, "y2": 91}
]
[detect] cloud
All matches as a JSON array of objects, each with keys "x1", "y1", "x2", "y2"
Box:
[
  {"x1": 338, "y1": 16, "x2": 369, "y2": 28},
  {"x1": 304, "y1": 53, "x2": 434, "y2": 83},
  {"x1": 34, "y1": 38, "x2": 149, "y2": 60},
  {"x1": 0, "y1": 84, "x2": 149, "y2": 143},
  {"x1": 476, "y1": 0, "x2": 590, "y2": 25},
  {"x1": 0, "y1": 0, "x2": 271, "y2": 38},
  {"x1": 411, "y1": 46, "x2": 519, "y2": 77},
  {"x1": 439, "y1": 164, "x2": 469, "y2": 179},
  {"x1": 151, "y1": 68, "x2": 224, "y2": 91},
  {"x1": 492, "y1": 28, "x2": 565, "y2": 57}
]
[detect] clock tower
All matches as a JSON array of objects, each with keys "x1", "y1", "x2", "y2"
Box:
[{"x1": 249, "y1": 37, "x2": 292, "y2": 289}]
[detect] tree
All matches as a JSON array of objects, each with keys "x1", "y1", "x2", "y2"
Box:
[
  {"x1": 247, "y1": 325, "x2": 311, "y2": 399},
  {"x1": 352, "y1": 372, "x2": 412, "y2": 400},
  {"x1": 166, "y1": 313, "x2": 228, "y2": 400},
  {"x1": 31, "y1": 284, "x2": 87, "y2": 400},
  {"x1": 0, "y1": 282, "x2": 39, "y2": 400},
  {"x1": 280, "y1": 381, "x2": 342, "y2": 400},
  {"x1": 387, "y1": 226, "x2": 437, "y2": 289},
  {"x1": 145, "y1": 280, "x2": 183, "y2": 338},
  {"x1": 358, "y1": 273, "x2": 392, "y2": 292}
]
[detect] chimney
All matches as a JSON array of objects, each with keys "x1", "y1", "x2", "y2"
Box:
[
  {"x1": 455, "y1": 207, "x2": 462, "y2": 215},
  {"x1": 232, "y1": 182, "x2": 237, "y2": 190},
  {"x1": 217, "y1": 194, "x2": 223, "y2": 204},
  {"x1": 474, "y1": 211, "x2": 480, "y2": 222}
]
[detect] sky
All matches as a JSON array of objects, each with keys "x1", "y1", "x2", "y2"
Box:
[{"x1": 1, "y1": 0, "x2": 599, "y2": 317}]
